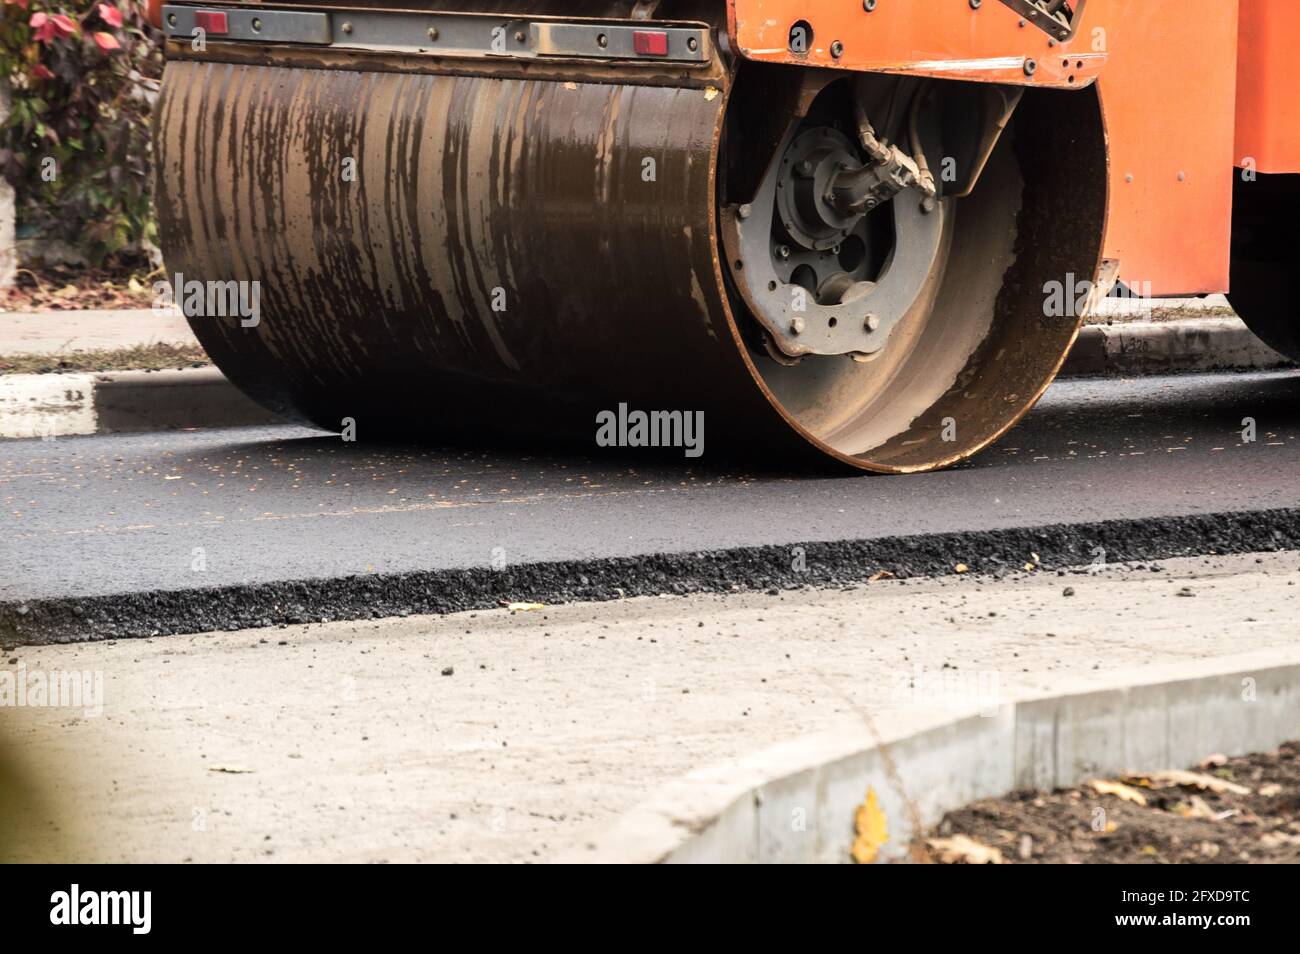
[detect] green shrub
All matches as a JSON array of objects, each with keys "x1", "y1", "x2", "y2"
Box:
[{"x1": 1, "y1": 2, "x2": 163, "y2": 266}]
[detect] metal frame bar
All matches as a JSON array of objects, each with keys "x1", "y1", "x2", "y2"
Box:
[{"x1": 161, "y1": 3, "x2": 711, "y2": 64}]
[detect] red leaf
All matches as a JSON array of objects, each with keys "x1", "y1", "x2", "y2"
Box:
[
  {"x1": 93, "y1": 31, "x2": 120, "y2": 51},
  {"x1": 97, "y1": 3, "x2": 123, "y2": 28}
]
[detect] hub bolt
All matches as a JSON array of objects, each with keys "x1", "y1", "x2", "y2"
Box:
[
  {"x1": 789, "y1": 317, "x2": 806, "y2": 335},
  {"x1": 864, "y1": 314, "x2": 880, "y2": 332},
  {"x1": 776, "y1": 245, "x2": 791, "y2": 260},
  {"x1": 738, "y1": 203, "x2": 753, "y2": 220}
]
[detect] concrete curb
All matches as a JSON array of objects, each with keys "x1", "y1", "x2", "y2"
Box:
[
  {"x1": 0, "y1": 367, "x2": 281, "y2": 439},
  {"x1": 0, "y1": 318, "x2": 1293, "y2": 438},
  {"x1": 1062, "y1": 317, "x2": 1294, "y2": 376},
  {"x1": 561, "y1": 646, "x2": 1300, "y2": 863}
]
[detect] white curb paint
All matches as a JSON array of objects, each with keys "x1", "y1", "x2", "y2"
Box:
[
  {"x1": 564, "y1": 646, "x2": 1300, "y2": 863},
  {"x1": 0, "y1": 367, "x2": 280, "y2": 439},
  {"x1": 1063, "y1": 317, "x2": 1293, "y2": 376}
]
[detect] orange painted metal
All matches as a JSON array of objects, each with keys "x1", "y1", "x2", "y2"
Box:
[
  {"x1": 147, "y1": 0, "x2": 164, "y2": 30},
  {"x1": 1235, "y1": 0, "x2": 1300, "y2": 175},
  {"x1": 729, "y1": 0, "x2": 1250, "y2": 295},
  {"x1": 727, "y1": 0, "x2": 1107, "y2": 88},
  {"x1": 1095, "y1": 0, "x2": 1239, "y2": 294}
]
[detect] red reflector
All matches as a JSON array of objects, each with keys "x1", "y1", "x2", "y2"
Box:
[
  {"x1": 632, "y1": 30, "x2": 669, "y2": 56},
  {"x1": 195, "y1": 11, "x2": 229, "y2": 34}
]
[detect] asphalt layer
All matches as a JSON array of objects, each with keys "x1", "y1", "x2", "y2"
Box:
[{"x1": 3, "y1": 370, "x2": 1299, "y2": 645}]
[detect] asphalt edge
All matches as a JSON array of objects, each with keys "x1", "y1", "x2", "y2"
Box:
[
  {"x1": 3, "y1": 506, "x2": 1298, "y2": 647},
  {"x1": 558, "y1": 646, "x2": 1300, "y2": 863}
]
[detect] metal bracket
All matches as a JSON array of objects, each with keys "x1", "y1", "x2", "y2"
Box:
[{"x1": 997, "y1": 0, "x2": 1087, "y2": 43}]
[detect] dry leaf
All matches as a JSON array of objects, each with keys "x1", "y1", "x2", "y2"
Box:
[
  {"x1": 1259, "y1": 783, "x2": 1282, "y2": 797},
  {"x1": 505, "y1": 602, "x2": 545, "y2": 612},
  {"x1": 1200, "y1": 753, "x2": 1228, "y2": 768},
  {"x1": 1132, "y1": 769, "x2": 1250, "y2": 796},
  {"x1": 868, "y1": 570, "x2": 894, "y2": 582},
  {"x1": 927, "y1": 834, "x2": 1004, "y2": 865},
  {"x1": 1089, "y1": 778, "x2": 1148, "y2": 806},
  {"x1": 850, "y1": 787, "x2": 889, "y2": 864},
  {"x1": 954, "y1": 563, "x2": 969, "y2": 574},
  {"x1": 1172, "y1": 795, "x2": 1218, "y2": 820}
]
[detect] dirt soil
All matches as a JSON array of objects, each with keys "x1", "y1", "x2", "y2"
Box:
[
  {"x1": 0, "y1": 266, "x2": 159, "y2": 313},
  {"x1": 921, "y1": 742, "x2": 1300, "y2": 863},
  {"x1": 1085, "y1": 304, "x2": 1237, "y2": 325},
  {"x1": 0, "y1": 342, "x2": 210, "y2": 374}
]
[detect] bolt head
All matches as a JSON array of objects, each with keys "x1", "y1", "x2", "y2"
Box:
[
  {"x1": 789, "y1": 317, "x2": 806, "y2": 335},
  {"x1": 428, "y1": 26, "x2": 439, "y2": 40},
  {"x1": 738, "y1": 203, "x2": 753, "y2": 220},
  {"x1": 864, "y1": 314, "x2": 880, "y2": 332}
]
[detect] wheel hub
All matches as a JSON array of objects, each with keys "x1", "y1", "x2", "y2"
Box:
[{"x1": 722, "y1": 124, "x2": 946, "y2": 359}]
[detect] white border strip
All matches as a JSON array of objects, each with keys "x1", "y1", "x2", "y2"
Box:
[{"x1": 563, "y1": 646, "x2": 1300, "y2": 863}]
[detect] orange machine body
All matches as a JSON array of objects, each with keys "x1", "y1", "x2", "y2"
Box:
[{"x1": 730, "y1": 0, "x2": 1300, "y2": 296}]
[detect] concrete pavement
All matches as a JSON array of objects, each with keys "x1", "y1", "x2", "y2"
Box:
[
  {"x1": 3, "y1": 549, "x2": 1297, "y2": 863},
  {"x1": 0, "y1": 308, "x2": 195, "y2": 354}
]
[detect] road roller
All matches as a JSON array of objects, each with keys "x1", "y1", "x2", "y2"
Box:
[{"x1": 147, "y1": 1, "x2": 1300, "y2": 472}]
